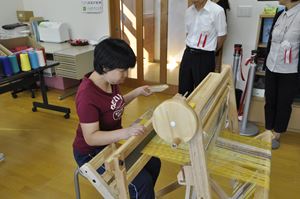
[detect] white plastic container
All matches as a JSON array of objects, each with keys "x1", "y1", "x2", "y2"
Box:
[{"x1": 38, "y1": 22, "x2": 70, "y2": 43}]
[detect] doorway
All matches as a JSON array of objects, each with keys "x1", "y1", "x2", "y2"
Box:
[{"x1": 109, "y1": 0, "x2": 189, "y2": 94}]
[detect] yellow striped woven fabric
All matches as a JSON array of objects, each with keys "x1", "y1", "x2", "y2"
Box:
[{"x1": 142, "y1": 131, "x2": 271, "y2": 189}]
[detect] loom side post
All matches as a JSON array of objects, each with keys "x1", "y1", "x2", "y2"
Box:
[
  {"x1": 79, "y1": 144, "x2": 117, "y2": 198},
  {"x1": 113, "y1": 157, "x2": 130, "y2": 199},
  {"x1": 80, "y1": 163, "x2": 117, "y2": 199},
  {"x1": 177, "y1": 165, "x2": 194, "y2": 186},
  {"x1": 177, "y1": 166, "x2": 229, "y2": 199},
  {"x1": 226, "y1": 64, "x2": 239, "y2": 134},
  {"x1": 177, "y1": 166, "x2": 196, "y2": 199},
  {"x1": 189, "y1": 125, "x2": 211, "y2": 199}
]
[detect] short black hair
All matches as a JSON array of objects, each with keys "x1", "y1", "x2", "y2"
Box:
[{"x1": 93, "y1": 38, "x2": 136, "y2": 74}]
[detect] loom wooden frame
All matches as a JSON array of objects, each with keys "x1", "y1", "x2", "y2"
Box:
[{"x1": 79, "y1": 65, "x2": 271, "y2": 199}]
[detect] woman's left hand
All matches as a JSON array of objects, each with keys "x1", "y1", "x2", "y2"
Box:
[{"x1": 136, "y1": 85, "x2": 152, "y2": 96}]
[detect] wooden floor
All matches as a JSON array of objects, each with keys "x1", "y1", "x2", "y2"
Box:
[{"x1": 0, "y1": 87, "x2": 300, "y2": 199}]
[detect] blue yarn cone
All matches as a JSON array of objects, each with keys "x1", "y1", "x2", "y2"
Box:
[
  {"x1": 28, "y1": 51, "x2": 39, "y2": 69},
  {"x1": 8, "y1": 55, "x2": 20, "y2": 74},
  {"x1": 0, "y1": 56, "x2": 13, "y2": 76}
]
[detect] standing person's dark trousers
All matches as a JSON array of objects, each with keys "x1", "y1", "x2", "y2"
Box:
[
  {"x1": 179, "y1": 46, "x2": 216, "y2": 96},
  {"x1": 265, "y1": 68, "x2": 300, "y2": 133}
]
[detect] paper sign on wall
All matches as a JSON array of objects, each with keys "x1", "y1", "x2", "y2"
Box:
[{"x1": 81, "y1": 0, "x2": 103, "y2": 13}]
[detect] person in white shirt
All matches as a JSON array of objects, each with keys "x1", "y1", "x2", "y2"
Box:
[
  {"x1": 264, "y1": 0, "x2": 300, "y2": 149},
  {"x1": 178, "y1": 0, "x2": 227, "y2": 96}
]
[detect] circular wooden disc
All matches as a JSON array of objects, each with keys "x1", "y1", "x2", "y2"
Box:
[{"x1": 152, "y1": 99, "x2": 198, "y2": 145}]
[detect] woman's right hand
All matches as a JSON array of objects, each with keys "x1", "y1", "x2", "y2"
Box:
[{"x1": 123, "y1": 124, "x2": 146, "y2": 139}]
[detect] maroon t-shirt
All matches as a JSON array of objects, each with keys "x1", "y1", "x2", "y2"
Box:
[{"x1": 73, "y1": 74, "x2": 125, "y2": 155}]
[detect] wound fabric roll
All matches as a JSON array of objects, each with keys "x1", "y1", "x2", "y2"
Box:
[
  {"x1": 36, "y1": 50, "x2": 46, "y2": 67},
  {"x1": 0, "y1": 56, "x2": 13, "y2": 76},
  {"x1": 20, "y1": 53, "x2": 31, "y2": 71},
  {"x1": 28, "y1": 51, "x2": 39, "y2": 69},
  {"x1": 8, "y1": 55, "x2": 20, "y2": 74}
]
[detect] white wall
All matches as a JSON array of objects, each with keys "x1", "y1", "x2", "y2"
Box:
[
  {"x1": 154, "y1": 0, "x2": 278, "y2": 89},
  {"x1": 222, "y1": 0, "x2": 278, "y2": 66},
  {"x1": 154, "y1": 0, "x2": 161, "y2": 61},
  {"x1": 167, "y1": 0, "x2": 187, "y2": 62},
  {"x1": 0, "y1": 0, "x2": 24, "y2": 26},
  {"x1": 154, "y1": 0, "x2": 278, "y2": 66},
  {"x1": 4, "y1": 0, "x2": 278, "y2": 67},
  {"x1": 154, "y1": 0, "x2": 187, "y2": 61},
  {"x1": 144, "y1": 0, "x2": 154, "y2": 15},
  {"x1": 223, "y1": 0, "x2": 278, "y2": 89},
  {"x1": 163, "y1": 0, "x2": 279, "y2": 66},
  {"x1": 22, "y1": 0, "x2": 110, "y2": 40}
]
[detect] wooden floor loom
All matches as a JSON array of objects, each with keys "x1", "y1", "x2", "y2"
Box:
[{"x1": 79, "y1": 65, "x2": 272, "y2": 199}]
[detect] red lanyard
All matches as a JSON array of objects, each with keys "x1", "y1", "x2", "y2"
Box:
[
  {"x1": 197, "y1": 33, "x2": 208, "y2": 48},
  {"x1": 284, "y1": 48, "x2": 292, "y2": 64}
]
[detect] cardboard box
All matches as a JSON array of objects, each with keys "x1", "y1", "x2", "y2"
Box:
[
  {"x1": 0, "y1": 44, "x2": 13, "y2": 56},
  {"x1": 16, "y1": 11, "x2": 34, "y2": 22},
  {"x1": 0, "y1": 37, "x2": 48, "y2": 75},
  {"x1": 0, "y1": 36, "x2": 43, "y2": 54}
]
